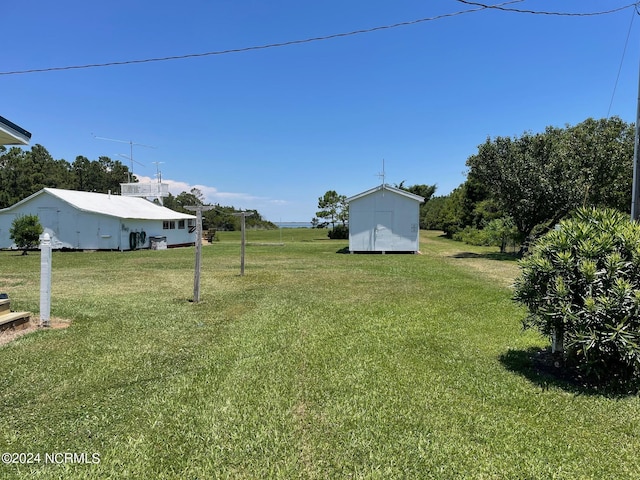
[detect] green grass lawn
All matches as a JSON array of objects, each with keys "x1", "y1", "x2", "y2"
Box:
[{"x1": 1, "y1": 230, "x2": 639, "y2": 479}]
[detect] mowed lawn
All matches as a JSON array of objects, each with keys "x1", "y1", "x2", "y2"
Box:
[{"x1": 1, "y1": 230, "x2": 639, "y2": 479}]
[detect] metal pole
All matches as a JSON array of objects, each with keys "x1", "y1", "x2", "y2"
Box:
[
  {"x1": 39, "y1": 233, "x2": 51, "y2": 327},
  {"x1": 631, "y1": 55, "x2": 640, "y2": 220}
]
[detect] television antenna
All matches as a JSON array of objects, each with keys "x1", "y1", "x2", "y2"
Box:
[
  {"x1": 92, "y1": 134, "x2": 155, "y2": 181},
  {"x1": 376, "y1": 159, "x2": 386, "y2": 186}
]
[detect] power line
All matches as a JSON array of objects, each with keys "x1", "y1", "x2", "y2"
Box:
[
  {"x1": 607, "y1": 5, "x2": 638, "y2": 117},
  {"x1": 455, "y1": 0, "x2": 638, "y2": 17},
  {"x1": 0, "y1": 0, "x2": 529, "y2": 77},
  {"x1": 0, "y1": 1, "x2": 632, "y2": 77}
]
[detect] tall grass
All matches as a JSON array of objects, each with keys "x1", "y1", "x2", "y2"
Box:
[{"x1": 0, "y1": 230, "x2": 638, "y2": 479}]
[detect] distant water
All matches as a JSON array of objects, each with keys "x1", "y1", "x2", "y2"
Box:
[{"x1": 275, "y1": 222, "x2": 313, "y2": 229}]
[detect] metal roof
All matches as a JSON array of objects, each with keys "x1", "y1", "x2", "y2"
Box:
[
  {"x1": 2, "y1": 188, "x2": 195, "y2": 220},
  {"x1": 346, "y1": 184, "x2": 425, "y2": 204},
  {"x1": 0, "y1": 116, "x2": 32, "y2": 145}
]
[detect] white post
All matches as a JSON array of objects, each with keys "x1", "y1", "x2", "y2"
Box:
[
  {"x1": 240, "y1": 213, "x2": 246, "y2": 276},
  {"x1": 40, "y1": 233, "x2": 52, "y2": 327},
  {"x1": 193, "y1": 208, "x2": 203, "y2": 303}
]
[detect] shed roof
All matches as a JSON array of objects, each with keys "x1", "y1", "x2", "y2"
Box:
[
  {"x1": 2, "y1": 188, "x2": 195, "y2": 220},
  {"x1": 0, "y1": 116, "x2": 32, "y2": 145},
  {"x1": 346, "y1": 184, "x2": 425, "y2": 204}
]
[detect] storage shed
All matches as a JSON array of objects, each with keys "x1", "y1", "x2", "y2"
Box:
[
  {"x1": 346, "y1": 184, "x2": 424, "y2": 253},
  {"x1": 0, "y1": 188, "x2": 196, "y2": 251}
]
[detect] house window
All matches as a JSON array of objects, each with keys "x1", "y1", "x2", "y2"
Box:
[
  {"x1": 188, "y1": 219, "x2": 196, "y2": 228},
  {"x1": 178, "y1": 220, "x2": 185, "y2": 229},
  {"x1": 163, "y1": 221, "x2": 176, "y2": 230}
]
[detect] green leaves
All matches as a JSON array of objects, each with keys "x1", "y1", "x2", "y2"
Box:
[
  {"x1": 465, "y1": 117, "x2": 634, "y2": 241},
  {"x1": 316, "y1": 190, "x2": 348, "y2": 229},
  {"x1": 513, "y1": 208, "x2": 640, "y2": 386},
  {"x1": 9, "y1": 214, "x2": 43, "y2": 253}
]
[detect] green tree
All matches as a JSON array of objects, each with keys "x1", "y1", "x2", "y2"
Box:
[
  {"x1": 466, "y1": 117, "x2": 634, "y2": 244},
  {"x1": 559, "y1": 117, "x2": 633, "y2": 211},
  {"x1": 10, "y1": 214, "x2": 43, "y2": 255},
  {"x1": 483, "y1": 216, "x2": 520, "y2": 253},
  {"x1": 317, "y1": 190, "x2": 347, "y2": 229},
  {"x1": 396, "y1": 182, "x2": 436, "y2": 203},
  {"x1": 420, "y1": 195, "x2": 447, "y2": 230}
]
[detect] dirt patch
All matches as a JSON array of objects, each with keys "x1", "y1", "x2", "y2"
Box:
[{"x1": 0, "y1": 316, "x2": 71, "y2": 347}]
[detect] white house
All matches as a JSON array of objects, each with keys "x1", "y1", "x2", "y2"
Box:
[
  {"x1": 346, "y1": 184, "x2": 424, "y2": 253},
  {"x1": 0, "y1": 188, "x2": 197, "y2": 251},
  {"x1": 0, "y1": 115, "x2": 31, "y2": 146}
]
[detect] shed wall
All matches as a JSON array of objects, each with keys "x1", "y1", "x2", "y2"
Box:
[
  {"x1": 348, "y1": 189, "x2": 420, "y2": 252},
  {"x1": 0, "y1": 194, "x2": 195, "y2": 250}
]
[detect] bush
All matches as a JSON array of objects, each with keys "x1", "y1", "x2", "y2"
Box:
[
  {"x1": 328, "y1": 225, "x2": 349, "y2": 239},
  {"x1": 483, "y1": 216, "x2": 521, "y2": 253},
  {"x1": 513, "y1": 208, "x2": 640, "y2": 386},
  {"x1": 452, "y1": 226, "x2": 491, "y2": 246},
  {"x1": 9, "y1": 214, "x2": 43, "y2": 255}
]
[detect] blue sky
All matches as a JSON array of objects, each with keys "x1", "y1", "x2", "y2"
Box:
[{"x1": 2, "y1": 1, "x2": 639, "y2": 221}]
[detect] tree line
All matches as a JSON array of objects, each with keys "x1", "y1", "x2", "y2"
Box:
[
  {"x1": 0, "y1": 144, "x2": 276, "y2": 230},
  {"x1": 0, "y1": 144, "x2": 132, "y2": 208},
  {"x1": 421, "y1": 116, "x2": 634, "y2": 251},
  {"x1": 162, "y1": 188, "x2": 276, "y2": 231}
]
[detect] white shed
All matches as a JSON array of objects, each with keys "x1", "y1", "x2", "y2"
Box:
[
  {"x1": 0, "y1": 188, "x2": 196, "y2": 251},
  {"x1": 346, "y1": 184, "x2": 424, "y2": 253}
]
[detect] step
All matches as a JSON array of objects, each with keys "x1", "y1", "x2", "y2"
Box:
[
  {"x1": 0, "y1": 299, "x2": 10, "y2": 315},
  {"x1": 0, "y1": 311, "x2": 31, "y2": 332}
]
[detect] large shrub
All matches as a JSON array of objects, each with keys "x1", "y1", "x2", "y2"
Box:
[
  {"x1": 513, "y1": 208, "x2": 640, "y2": 385},
  {"x1": 328, "y1": 225, "x2": 349, "y2": 240},
  {"x1": 9, "y1": 214, "x2": 43, "y2": 255}
]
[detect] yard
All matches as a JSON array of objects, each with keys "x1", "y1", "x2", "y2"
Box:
[{"x1": 0, "y1": 230, "x2": 639, "y2": 479}]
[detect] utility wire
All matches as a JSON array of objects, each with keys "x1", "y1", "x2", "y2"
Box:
[
  {"x1": 0, "y1": 0, "x2": 530, "y2": 77},
  {"x1": 607, "y1": 4, "x2": 638, "y2": 117},
  {"x1": 0, "y1": 0, "x2": 633, "y2": 77},
  {"x1": 456, "y1": 0, "x2": 637, "y2": 17}
]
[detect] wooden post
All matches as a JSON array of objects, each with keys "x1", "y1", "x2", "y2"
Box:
[
  {"x1": 185, "y1": 206, "x2": 215, "y2": 303},
  {"x1": 232, "y1": 211, "x2": 254, "y2": 276}
]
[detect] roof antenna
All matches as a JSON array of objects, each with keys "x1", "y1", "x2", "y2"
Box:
[
  {"x1": 376, "y1": 159, "x2": 386, "y2": 185},
  {"x1": 376, "y1": 159, "x2": 386, "y2": 195},
  {"x1": 92, "y1": 134, "x2": 155, "y2": 182}
]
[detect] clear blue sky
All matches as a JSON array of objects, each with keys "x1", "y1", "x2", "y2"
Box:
[{"x1": 3, "y1": 1, "x2": 639, "y2": 222}]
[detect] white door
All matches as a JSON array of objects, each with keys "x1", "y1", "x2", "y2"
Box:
[{"x1": 374, "y1": 211, "x2": 393, "y2": 251}]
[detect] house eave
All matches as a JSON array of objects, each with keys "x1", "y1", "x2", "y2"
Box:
[{"x1": 0, "y1": 116, "x2": 32, "y2": 146}]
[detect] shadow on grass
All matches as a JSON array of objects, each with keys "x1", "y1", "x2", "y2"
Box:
[
  {"x1": 499, "y1": 347, "x2": 638, "y2": 398},
  {"x1": 336, "y1": 247, "x2": 418, "y2": 255},
  {"x1": 451, "y1": 252, "x2": 519, "y2": 262}
]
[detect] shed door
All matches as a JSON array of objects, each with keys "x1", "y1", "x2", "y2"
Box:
[{"x1": 374, "y1": 211, "x2": 393, "y2": 251}]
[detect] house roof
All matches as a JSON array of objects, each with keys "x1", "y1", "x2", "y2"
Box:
[
  {"x1": 346, "y1": 184, "x2": 425, "y2": 204},
  {"x1": 0, "y1": 116, "x2": 32, "y2": 145},
  {"x1": 2, "y1": 188, "x2": 196, "y2": 220}
]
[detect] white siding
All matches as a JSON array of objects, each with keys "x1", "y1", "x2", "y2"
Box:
[
  {"x1": 348, "y1": 186, "x2": 421, "y2": 252},
  {"x1": 0, "y1": 190, "x2": 196, "y2": 250}
]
